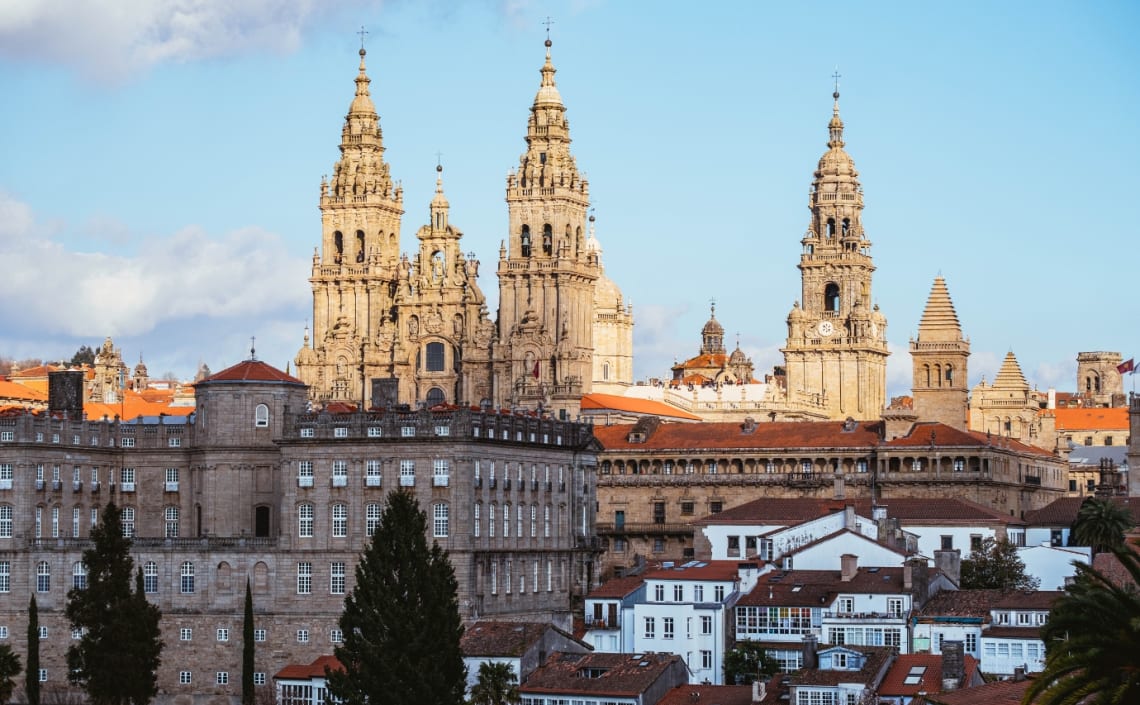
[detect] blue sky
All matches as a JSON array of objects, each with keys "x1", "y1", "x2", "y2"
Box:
[{"x1": 1, "y1": 0, "x2": 1137, "y2": 399}]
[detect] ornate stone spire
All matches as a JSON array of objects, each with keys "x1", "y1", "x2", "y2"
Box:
[
  {"x1": 350, "y1": 48, "x2": 375, "y2": 115},
  {"x1": 992, "y1": 351, "x2": 1030, "y2": 391},
  {"x1": 916, "y1": 276, "x2": 964, "y2": 342},
  {"x1": 430, "y1": 163, "x2": 449, "y2": 229},
  {"x1": 534, "y1": 38, "x2": 563, "y2": 107}
]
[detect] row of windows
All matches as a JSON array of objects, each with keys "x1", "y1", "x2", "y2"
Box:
[
  {"x1": 649, "y1": 582, "x2": 726, "y2": 603},
  {"x1": 472, "y1": 502, "x2": 559, "y2": 539},
  {"x1": 0, "y1": 465, "x2": 181, "y2": 487},
  {"x1": 0, "y1": 504, "x2": 181, "y2": 539},
  {"x1": 642, "y1": 615, "x2": 715, "y2": 639},
  {"x1": 178, "y1": 671, "x2": 267, "y2": 686},
  {"x1": 298, "y1": 424, "x2": 450, "y2": 439},
  {"x1": 176, "y1": 626, "x2": 342, "y2": 644},
  {"x1": 296, "y1": 459, "x2": 450, "y2": 487},
  {"x1": 0, "y1": 431, "x2": 187, "y2": 447},
  {"x1": 486, "y1": 558, "x2": 559, "y2": 595},
  {"x1": 296, "y1": 503, "x2": 449, "y2": 538}
]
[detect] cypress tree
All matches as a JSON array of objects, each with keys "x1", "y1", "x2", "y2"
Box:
[
  {"x1": 25, "y1": 595, "x2": 38, "y2": 705},
  {"x1": 326, "y1": 490, "x2": 465, "y2": 705},
  {"x1": 242, "y1": 578, "x2": 255, "y2": 705},
  {"x1": 65, "y1": 502, "x2": 163, "y2": 705}
]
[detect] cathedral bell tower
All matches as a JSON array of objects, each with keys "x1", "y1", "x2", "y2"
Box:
[
  {"x1": 295, "y1": 47, "x2": 405, "y2": 404},
  {"x1": 782, "y1": 86, "x2": 888, "y2": 419},
  {"x1": 494, "y1": 38, "x2": 598, "y2": 416},
  {"x1": 911, "y1": 276, "x2": 969, "y2": 429}
]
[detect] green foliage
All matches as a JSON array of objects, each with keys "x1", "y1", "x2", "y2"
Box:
[
  {"x1": 65, "y1": 502, "x2": 163, "y2": 705},
  {"x1": 326, "y1": 490, "x2": 466, "y2": 705},
  {"x1": 723, "y1": 642, "x2": 782, "y2": 685},
  {"x1": 70, "y1": 346, "x2": 96, "y2": 367},
  {"x1": 243, "y1": 579, "x2": 255, "y2": 705},
  {"x1": 1024, "y1": 546, "x2": 1140, "y2": 705},
  {"x1": 960, "y1": 537, "x2": 1040, "y2": 591},
  {"x1": 26, "y1": 595, "x2": 38, "y2": 705},
  {"x1": 1073, "y1": 499, "x2": 1133, "y2": 555},
  {"x1": 469, "y1": 662, "x2": 520, "y2": 705},
  {"x1": 0, "y1": 644, "x2": 20, "y2": 704}
]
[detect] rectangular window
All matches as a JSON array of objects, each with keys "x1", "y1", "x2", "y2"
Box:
[
  {"x1": 297, "y1": 629, "x2": 309, "y2": 643},
  {"x1": 300, "y1": 427, "x2": 314, "y2": 438},
  {"x1": 297, "y1": 562, "x2": 312, "y2": 594},
  {"x1": 168, "y1": 437, "x2": 181, "y2": 447},
  {"x1": 253, "y1": 673, "x2": 266, "y2": 686},
  {"x1": 180, "y1": 628, "x2": 192, "y2": 641},
  {"x1": 663, "y1": 617, "x2": 674, "y2": 639},
  {"x1": 298, "y1": 504, "x2": 314, "y2": 537},
  {"x1": 655, "y1": 584, "x2": 665, "y2": 602},
  {"x1": 216, "y1": 628, "x2": 229, "y2": 642},
  {"x1": 38, "y1": 626, "x2": 47, "y2": 639},
  {"x1": 120, "y1": 437, "x2": 134, "y2": 448},
  {"x1": 334, "y1": 427, "x2": 348, "y2": 438},
  {"x1": 297, "y1": 461, "x2": 314, "y2": 487},
  {"x1": 331, "y1": 460, "x2": 348, "y2": 486},
  {"x1": 694, "y1": 585, "x2": 704, "y2": 602},
  {"x1": 674, "y1": 584, "x2": 684, "y2": 601},
  {"x1": 701, "y1": 650, "x2": 713, "y2": 670},
  {"x1": 701, "y1": 615, "x2": 713, "y2": 634},
  {"x1": 715, "y1": 585, "x2": 725, "y2": 601},
  {"x1": 401, "y1": 426, "x2": 415, "y2": 437},
  {"x1": 37, "y1": 669, "x2": 46, "y2": 683},
  {"x1": 366, "y1": 504, "x2": 381, "y2": 536},
  {"x1": 0, "y1": 507, "x2": 11, "y2": 538},
  {"x1": 0, "y1": 627, "x2": 7, "y2": 639},
  {"x1": 179, "y1": 672, "x2": 192, "y2": 685},
  {"x1": 332, "y1": 504, "x2": 347, "y2": 537},
  {"x1": 887, "y1": 598, "x2": 904, "y2": 617},
  {"x1": 181, "y1": 562, "x2": 195, "y2": 594},
  {"x1": 366, "y1": 460, "x2": 382, "y2": 486},
  {"x1": 367, "y1": 426, "x2": 381, "y2": 437},
  {"x1": 216, "y1": 672, "x2": 229, "y2": 685},
  {"x1": 710, "y1": 501, "x2": 723, "y2": 514},
  {"x1": 72, "y1": 508, "x2": 79, "y2": 538},
  {"x1": 0, "y1": 562, "x2": 8, "y2": 593},
  {"x1": 433, "y1": 504, "x2": 449, "y2": 537},
  {"x1": 965, "y1": 632, "x2": 978, "y2": 654},
  {"x1": 254, "y1": 629, "x2": 266, "y2": 643},
  {"x1": 330, "y1": 629, "x2": 343, "y2": 643},
  {"x1": 330, "y1": 562, "x2": 346, "y2": 595},
  {"x1": 433, "y1": 459, "x2": 450, "y2": 486},
  {"x1": 681, "y1": 501, "x2": 694, "y2": 515},
  {"x1": 644, "y1": 617, "x2": 655, "y2": 639}
]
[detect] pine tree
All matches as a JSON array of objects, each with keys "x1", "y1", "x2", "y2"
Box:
[
  {"x1": 25, "y1": 596, "x2": 38, "y2": 705},
  {"x1": 65, "y1": 502, "x2": 163, "y2": 705},
  {"x1": 243, "y1": 579, "x2": 255, "y2": 705},
  {"x1": 959, "y1": 537, "x2": 1040, "y2": 590},
  {"x1": 326, "y1": 490, "x2": 466, "y2": 705}
]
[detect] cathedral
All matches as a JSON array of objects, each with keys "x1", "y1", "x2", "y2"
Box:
[{"x1": 294, "y1": 41, "x2": 634, "y2": 419}]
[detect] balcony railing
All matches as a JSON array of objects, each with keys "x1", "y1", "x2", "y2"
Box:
[
  {"x1": 365, "y1": 476, "x2": 382, "y2": 487},
  {"x1": 433, "y1": 476, "x2": 449, "y2": 487},
  {"x1": 822, "y1": 611, "x2": 905, "y2": 620},
  {"x1": 164, "y1": 481, "x2": 179, "y2": 492},
  {"x1": 595, "y1": 522, "x2": 694, "y2": 536},
  {"x1": 331, "y1": 476, "x2": 348, "y2": 488},
  {"x1": 297, "y1": 476, "x2": 314, "y2": 488}
]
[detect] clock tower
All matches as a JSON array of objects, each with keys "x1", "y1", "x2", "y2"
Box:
[{"x1": 781, "y1": 87, "x2": 888, "y2": 420}]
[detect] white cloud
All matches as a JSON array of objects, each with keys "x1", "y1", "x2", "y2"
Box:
[
  {"x1": 0, "y1": 191, "x2": 308, "y2": 342},
  {"x1": 0, "y1": 0, "x2": 375, "y2": 82}
]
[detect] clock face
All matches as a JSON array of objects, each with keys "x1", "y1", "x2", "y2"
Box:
[{"x1": 818, "y1": 320, "x2": 834, "y2": 337}]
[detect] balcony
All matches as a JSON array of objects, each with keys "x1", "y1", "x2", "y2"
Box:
[
  {"x1": 474, "y1": 477, "x2": 482, "y2": 489},
  {"x1": 0, "y1": 479, "x2": 11, "y2": 491},
  {"x1": 588, "y1": 619, "x2": 616, "y2": 630},
  {"x1": 165, "y1": 481, "x2": 179, "y2": 492},
  {"x1": 504, "y1": 479, "x2": 512, "y2": 491},
  {"x1": 52, "y1": 480, "x2": 62, "y2": 492},
  {"x1": 297, "y1": 476, "x2": 314, "y2": 488},
  {"x1": 399, "y1": 476, "x2": 415, "y2": 487},
  {"x1": 489, "y1": 478, "x2": 497, "y2": 489},
  {"x1": 432, "y1": 476, "x2": 449, "y2": 487},
  {"x1": 90, "y1": 481, "x2": 100, "y2": 493},
  {"x1": 35, "y1": 479, "x2": 45, "y2": 491},
  {"x1": 331, "y1": 476, "x2": 348, "y2": 488},
  {"x1": 365, "y1": 476, "x2": 382, "y2": 488},
  {"x1": 120, "y1": 482, "x2": 136, "y2": 493},
  {"x1": 72, "y1": 481, "x2": 82, "y2": 492},
  {"x1": 595, "y1": 522, "x2": 694, "y2": 536},
  {"x1": 822, "y1": 611, "x2": 905, "y2": 621}
]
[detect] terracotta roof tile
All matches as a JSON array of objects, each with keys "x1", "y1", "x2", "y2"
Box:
[
  {"x1": 581, "y1": 394, "x2": 703, "y2": 421},
  {"x1": 990, "y1": 590, "x2": 1062, "y2": 610},
  {"x1": 879, "y1": 653, "x2": 980, "y2": 697},
  {"x1": 791, "y1": 646, "x2": 893, "y2": 687},
  {"x1": 594, "y1": 419, "x2": 884, "y2": 451},
  {"x1": 642, "y1": 560, "x2": 747, "y2": 582},
  {"x1": 916, "y1": 589, "x2": 1006, "y2": 619},
  {"x1": 737, "y1": 566, "x2": 925, "y2": 607},
  {"x1": 273, "y1": 655, "x2": 342, "y2": 680},
  {"x1": 914, "y1": 676, "x2": 1032, "y2": 705},
  {"x1": 198, "y1": 359, "x2": 304, "y2": 385},
  {"x1": 519, "y1": 651, "x2": 683, "y2": 697},
  {"x1": 0, "y1": 379, "x2": 47, "y2": 401},
  {"x1": 658, "y1": 685, "x2": 757, "y2": 705},
  {"x1": 698, "y1": 497, "x2": 1022, "y2": 527},
  {"x1": 586, "y1": 575, "x2": 645, "y2": 599},
  {"x1": 460, "y1": 621, "x2": 553, "y2": 657},
  {"x1": 1049, "y1": 407, "x2": 1128, "y2": 431}
]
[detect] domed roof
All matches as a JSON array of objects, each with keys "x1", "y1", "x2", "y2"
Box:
[
  {"x1": 729, "y1": 346, "x2": 747, "y2": 364},
  {"x1": 349, "y1": 49, "x2": 375, "y2": 115},
  {"x1": 533, "y1": 40, "x2": 563, "y2": 107},
  {"x1": 594, "y1": 272, "x2": 623, "y2": 310},
  {"x1": 701, "y1": 313, "x2": 724, "y2": 337}
]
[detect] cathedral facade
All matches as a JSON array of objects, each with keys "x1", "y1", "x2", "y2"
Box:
[{"x1": 294, "y1": 42, "x2": 633, "y2": 418}]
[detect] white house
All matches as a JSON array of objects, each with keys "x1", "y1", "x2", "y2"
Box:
[
  {"x1": 1017, "y1": 543, "x2": 1090, "y2": 590},
  {"x1": 460, "y1": 621, "x2": 592, "y2": 696}
]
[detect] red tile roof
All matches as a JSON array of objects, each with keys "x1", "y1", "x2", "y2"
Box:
[
  {"x1": 460, "y1": 621, "x2": 562, "y2": 657},
  {"x1": 791, "y1": 646, "x2": 894, "y2": 687},
  {"x1": 697, "y1": 497, "x2": 1022, "y2": 527},
  {"x1": 736, "y1": 566, "x2": 931, "y2": 608},
  {"x1": 586, "y1": 575, "x2": 646, "y2": 599},
  {"x1": 878, "y1": 653, "x2": 980, "y2": 697},
  {"x1": 274, "y1": 655, "x2": 343, "y2": 680},
  {"x1": 581, "y1": 393, "x2": 703, "y2": 421},
  {"x1": 914, "y1": 676, "x2": 1032, "y2": 705},
  {"x1": 198, "y1": 359, "x2": 304, "y2": 385},
  {"x1": 1049, "y1": 407, "x2": 1128, "y2": 431},
  {"x1": 1025, "y1": 496, "x2": 1140, "y2": 527},
  {"x1": 658, "y1": 685, "x2": 757, "y2": 705},
  {"x1": 520, "y1": 652, "x2": 683, "y2": 697},
  {"x1": 990, "y1": 590, "x2": 1062, "y2": 610},
  {"x1": 916, "y1": 589, "x2": 1007, "y2": 619},
  {"x1": 642, "y1": 560, "x2": 747, "y2": 582}
]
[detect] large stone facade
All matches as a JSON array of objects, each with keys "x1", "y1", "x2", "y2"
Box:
[
  {"x1": 781, "y1": 91, "x2": 889, "y2": 421},
  {"x1": 294, "y1": 41, "x2": 632, "y2": 417},
  {"x1": 0, "y1": 360, "x2": 600, "y2": 702}
]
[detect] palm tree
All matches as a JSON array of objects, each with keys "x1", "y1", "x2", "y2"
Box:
[
  {"x1": 1024, "y1": 546, "x2": 1140, "y2": 704},
  {"x1": 0, "y1": 644, "x2": 21, "y2": 704},
  {"x1": 469, "y1": 662, "x2": 520, "y2": 705},
  {"x1": 1073, "y1": 498, "x2": 1133, "y2": 555}
]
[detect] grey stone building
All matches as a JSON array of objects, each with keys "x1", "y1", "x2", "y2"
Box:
[{"x1": 0, "y1": 360, "x2": 600, "y2": 703}]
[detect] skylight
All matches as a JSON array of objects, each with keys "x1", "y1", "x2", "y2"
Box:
[{"x1": 903, "y1": 666, "x2": 926, "y2": 685}]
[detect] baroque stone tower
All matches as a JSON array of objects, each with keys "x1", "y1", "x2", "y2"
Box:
[
  {"x1": 494, "y1": 38, "x2": 600, "y2": 417},
  {"x1": 1076, "y1": 351, "x2": 1125, "y2": 407},
  {"x1": 910, "y1": 276, "x2": 970, "y2": 430},
  {"x1": 782, "y1": 88, "x2": 888, "y2": 420},
  {"x1": 295, "y1": 49, "x2": 494, "y2": 407}
]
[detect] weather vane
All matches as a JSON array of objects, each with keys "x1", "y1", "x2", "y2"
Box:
[
  {"x1": 543, "y1": 16, "x2": 555, "y2": 39},
  {"x1": 357, "y1": 25, "x2": 369, "y2": 50},
  {"x1": 832, "y1": 67, "x2": 841, "y2": 96}
]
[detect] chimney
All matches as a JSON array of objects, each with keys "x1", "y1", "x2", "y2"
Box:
[
  {"x1": 906, "y1": 557, "x2": 930, "y2": 604},
  {"x1": 934, "y1": 549, "x2": 962, "y2": 586},
  {"x1": 840, "y1": 554, "x2": 858, "y2": 582},
  {"x1": 802, "y1": 634, "x2": 818, "y2": 670},
  {"x1": 843, "y1": 504, "x2": 856, "y2": 529},
  {"x1": 903, "y1": 562, "x2": 913, "y2": 590},
  {"x1": 941, "y1": 640, "x2": 965, "y2": 691},
  {"x1": 1013, "y1": 666, "x2": 1027, "y2": 682},
  {"x1": 752, "y1": 680, "x2": 766, "y2": 703}
]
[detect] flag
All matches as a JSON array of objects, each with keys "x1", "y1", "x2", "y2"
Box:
[
  {"x1": 532, "y1": 360, "x2": 541, "y2": 379},
  {"x1": 1118, "y1": 358, "x2": 1135, "y2": 375}
]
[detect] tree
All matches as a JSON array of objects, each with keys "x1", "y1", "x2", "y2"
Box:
[
  {"x1": 326, "y1": 490, "x2": 466, "y2": 705},
  {"x1": 0, "y1": 644, "x2": 21, "y2": 704},
  {"x1": 26, "y1": 595, "x2": 39, "y2": 705},
  {"x1": 242, "y1": 578, "x2": 255, "y2": 705},
  {"x1": 960, "y1": 537, "x2": 1040, "y2": 591},
  {"x1": 1073, "y1": 498, "x2": 1133, "y2": 555},
  {"x1": 65, "y1": 502, "x2": 163, "y2": 705},
  {"x1": 1024, "y1": 546, "x2": 1140, "y2": 705},
  {"x1": 723, "y1": 642, "x2": 782, "y2": 685},
  {"x1": 69, "y1": 346, "x2": 96, "y2": 367},
  {"x1": 469, "y1": 662, "x2": 520, "y2": 705}
]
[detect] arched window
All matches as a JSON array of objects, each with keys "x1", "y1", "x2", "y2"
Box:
[
  {"x1": 842, "y1": 218, "x2": 850, "y2": 236},
  {"x1": 143, "y1": 561, "x2": 158, "y2": 594},
  {"x1": 72, "y1": 562, "x2": 87, "y2": 590},
  {"x1": 297, "y1": 503, "x2": 314, "y2": 538},
  {"x1": 216, "y1": 561, "x2": 231, "y2": 590},
  {"x1": 824, "y1": 283, "x2": 840, "y2": 312},
  {"x1": 164, "y1": 506, "x2": 179, "y2": 538},
  {"x1": 543, "y1": 224, "x2": 553, "y2": 255},
  {"x1": 254, "y1": 403, "x2": 269, "y2": 428},
  {"x1": 356, "y1": 230, "x2": 365, "y2": 262},
  {"x1": 37, "y1": 561, "x2": 50, "y2": 592},
  {"x1": 425, "y1": 342, "x2": 445, "y2": 372},
  {"x1": 946, "y1": 365, "x2": 953, "y2": 384},
  {"x1": 180, "y1": 561, "x2": 195, "y2": 594},
  {"x1": 826, "y1": 218, "x2": 835, "y2": 238},
  {"x1": 426, "y1": 387, "x2": 445, "y2": 407},
  {"x1": 334, "y1": 231, "x2": 344, "y2": 262},
  {"x1": 433, "y1": 503, "x2": 449, "y2": 537},
  {"x1": 603, "y1": 362, "x2": 610, "y2": 381},
  {"x1": 923, "y1": 364, "x2": 931, "y2": 387},
  {"x1": 521, "y1": 226, "x2": 532, "y2": 257}
]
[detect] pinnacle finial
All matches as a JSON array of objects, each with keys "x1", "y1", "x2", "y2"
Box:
[
  {"x1": 832, "y1": 67, "x2": 841, "y2": 101},
  {"x1": 250, "y1": 336, "x2": 257, "y2": 361}
]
